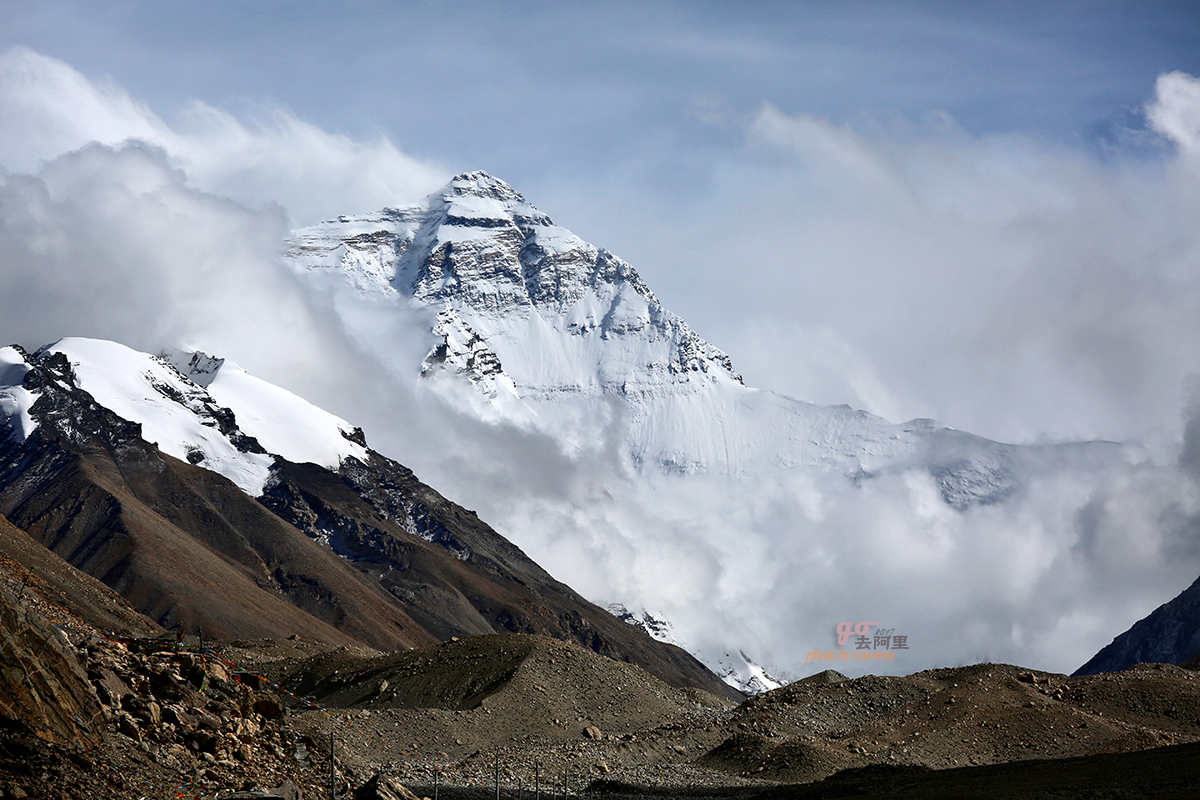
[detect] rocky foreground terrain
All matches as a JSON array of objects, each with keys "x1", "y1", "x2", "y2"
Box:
[
  {"x1": 4, "y1": 547, "x2": 1200, "y2": 800},
  {"x1": 3, "y1": 497, "x2": 1200, "y2": 800}
]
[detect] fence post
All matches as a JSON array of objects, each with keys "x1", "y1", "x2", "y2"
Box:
[
  {"x1": 535, "y1": 762, "x2": 540, "y2": 800},
  {"x1": 495, "y1": 753, "x2": 500, "y2": 800},
  {"x1": 330, "y1": 730, "x2": 336, "y2": 800},
  {"x1": 434, "y1": 769, "x2": 439, "y2": 800}
]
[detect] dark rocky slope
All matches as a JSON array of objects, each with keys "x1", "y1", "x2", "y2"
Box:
[
  {"x1": 0, "y1": 511, "x2": 160, "y2": 638},
  {"x1": 0, "y1": 345, "x2": 737, "y2": 701},
  {"x1": 0, "y1": 369, "x2": 433, "y2": 650},
  {"x1": 1074, "y1": 572, "x2": 1200, "y2": 675},
  {"x1": 263, "y1": 457, "x2": 739, "y2": 698}
]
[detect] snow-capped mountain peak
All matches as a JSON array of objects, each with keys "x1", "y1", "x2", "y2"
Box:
[
  {"x1": 442, "y1": 170, "x2": 533, "y2": 206},
  {"x1": 288, "y1": 172, "x2": 741, "y2": 408},
  {"x1": 289, "y1": 174, "x2": 1023, "y2": 487},
  {"x1": 284, "y1": 172, "x2": 1130, "y2": 496}
]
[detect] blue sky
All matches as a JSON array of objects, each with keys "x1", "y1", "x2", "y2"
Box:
[
  {"x1": 3, "y1": 1, "x2": 1200, "y2": 442},
  {"x1": 6, "y1": 2, "x2": 1196, "y2": 185}
]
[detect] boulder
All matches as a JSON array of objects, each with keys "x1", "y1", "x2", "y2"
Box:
[
  {"x1": 355, "y1": 772, "x2": 421, "y2": 800},
  {"x1": 0, "y1": 603, "x2": 103, "y2": 748}
]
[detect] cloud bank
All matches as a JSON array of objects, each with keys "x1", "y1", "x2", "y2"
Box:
[
  {"x1": 4, "y1": 48, "x2": 1200, "y2": 680},
  {"x1": 567, "y1": 78, "x2": 1200, "y2": 452}
]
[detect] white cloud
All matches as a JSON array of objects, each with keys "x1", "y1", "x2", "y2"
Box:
[
  {"x1": 1147, "y1": 70, "x2": 1200, "y2": 164},
  {"x1": 0, "y1": 47, "x2": 449, "y2": 225},
  {"x1": 450, "y1": 440, "x2": 1200, "y2": 679},
  {"x1": 392, "y1": 73, "x2": 1200, "y2": 679},
  {"x1": 708, "y1": 319, "x2": 905, "y2": 422},
  {"x1": 0, "y1": 142, "x2": 374, "y2": 396},
  {"x1": 616, "y1": 84, "x2": 1200, "y2": 449}
]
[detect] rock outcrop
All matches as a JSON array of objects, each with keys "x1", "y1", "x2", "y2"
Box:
[
  {"x1": 0, "y1": 601, "x2": 103, "y2": 749},
  {"x1": 1075, "y1": 573, "x2": 1200, "y2": 675}
]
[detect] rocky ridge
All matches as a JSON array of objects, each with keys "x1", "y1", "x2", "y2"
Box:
[
  {"x1": 4, "y1": 559, "x2": 1200, "y2": 800},
  {"x1": 1075, "y1": 572, "x2": 1200, "y2": 675},
  {"x1": 0, "y1": 340, "x2": 738, "y2": 701}
]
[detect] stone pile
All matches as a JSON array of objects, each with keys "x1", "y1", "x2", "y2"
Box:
[{"x1": 81, "y1": 636, "x2": 306, "y2": 788}]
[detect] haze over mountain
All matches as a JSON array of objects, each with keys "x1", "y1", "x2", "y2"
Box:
[
  {"x1": 282, "y1": 171, "x2": 1200, "y2": 683},
  {"x1": 287, "y1": 171, "x2": 1128, "y2": 504}
]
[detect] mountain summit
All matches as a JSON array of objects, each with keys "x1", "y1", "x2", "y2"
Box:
[
  {"x1": 286, "y1": 172, "x2": 1122, "y2": 494},
  {"x1": 289, "y1": 171, "x2": 741, "y2": 407}
]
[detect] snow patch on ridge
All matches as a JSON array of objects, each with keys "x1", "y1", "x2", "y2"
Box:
[
  {"x1": 606, "y1": 603, "x2": 678, "y2": 644},
  {"x1": 0, "y1": 346, "x2": 38, "y2": 441},
  {"x1": 607, "y1": 603, "x2": 785, "y2": 695},
  {"x1": 713, "y1": 651, "x2": 786, "y2": 696},
  {"x1": 44, "y1": 338, "x2": 275, "y2": 495},
  {"x1": 8, "y1": 339, "x2": 371, "y2": 497},
  {"x1": 162, "y1": 349, "x2": 369, "y2": 470}
]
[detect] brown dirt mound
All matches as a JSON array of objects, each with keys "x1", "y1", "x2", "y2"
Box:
[{"x1": 278, "y1": 633, "x2": 732, "y2": 728}]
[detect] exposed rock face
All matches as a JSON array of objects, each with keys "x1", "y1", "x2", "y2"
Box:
[
  {"x1": 0, "y1": 602, "x2": 103, "y2": 749},
  {"x1": 288, "y1": 171, "x2": 741, "y2": 406},
  {"x1": 1075, "y1": 573, "x2": 1200, "y2": 675},
  {"x1": 420, "y1": 307, "x2": 516, "y2": 399}
]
